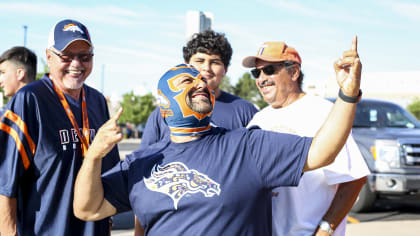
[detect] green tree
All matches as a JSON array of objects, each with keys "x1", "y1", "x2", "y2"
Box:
[
  {"x1": 0, "y1": 87, "x2": 7, "y2": 106},
  {"x1": 219, "y1": 75, "x2": 235, "y2": 94},
  {"x1": 233, "y1": 72, "x2": 268, "y2": 109},
  {"x1": 119, "y1": 92, "x2": 156, "y2": 126},
  {"x1": 407, "y1": 98, "x2": 420, "y2": 120},
  {"x1": 36, "y1": 58, "x2": 49, "y2": 80}
]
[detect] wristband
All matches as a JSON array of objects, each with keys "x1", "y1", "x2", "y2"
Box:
[{"x1": 338, "y1": 89, "x2": 362, "y2": 103}]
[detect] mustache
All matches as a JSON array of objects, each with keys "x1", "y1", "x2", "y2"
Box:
[
  {"x1": 258, "y1": 80, "x2": 275, "y2": 88},
  {"x1": 189, "y1": 88, "x2": 211, "y2": 97}
]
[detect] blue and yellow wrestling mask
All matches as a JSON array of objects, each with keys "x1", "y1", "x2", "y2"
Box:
[{"x1": 157, "y1": 64, "x2": 215, "y2": 136}]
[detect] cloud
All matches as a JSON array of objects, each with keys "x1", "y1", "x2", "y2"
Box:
[
  {"x1": 255, "y1": 0, "x2": 403, "y2": 28},
  {"x1": 256, "y1": 0, "x2": 322, "y2": 17},
  {"x1": 387, "y1": 1, "x2": 420, "y2": 21},
  {"x1": 96, "y1": 45, "x2": 177, "y2": 63},
  {"x1": 0, "y1": 2, "x2": 181, "y2": 26}
]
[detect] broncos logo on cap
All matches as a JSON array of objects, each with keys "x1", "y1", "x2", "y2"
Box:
[
  {"x1": 144, "y1": 162, "x2": 221, "y2": 210},
  {"x1": 63, "y1": 23, "x2": 85, "y2": 34}
]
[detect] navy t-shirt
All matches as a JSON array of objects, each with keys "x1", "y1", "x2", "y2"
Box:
[
  {"x1": 103, "y1": 127, "x2": 312, "y2": 235},
  {"x1": 139, "y1": 91, "x2": 258, "y2": 149},
  {"x1": 0, "y1": 75, "x2": 120, "y2": 236}
]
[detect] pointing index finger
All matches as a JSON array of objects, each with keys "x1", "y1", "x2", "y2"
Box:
[
  {"x1": 111, "y1": 107, "x2": 123, "y2": 121},
  {"x1": 351, "y1": 35, "x2": 358, "y2": 53}
]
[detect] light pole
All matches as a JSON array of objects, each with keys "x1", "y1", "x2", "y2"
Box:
[{"x1": 23, "y1": 25, "x2": 28, "y2": 47}]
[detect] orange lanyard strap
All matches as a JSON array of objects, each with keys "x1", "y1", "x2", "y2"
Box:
[{"x1": 52, "y1": 81, "x2": 90, "y2": 156}]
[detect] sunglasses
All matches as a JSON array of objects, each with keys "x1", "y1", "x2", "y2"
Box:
[
  {"x1": 50, "y1": 50, "x2": 94, "y2": 63},
  {"x1": 250, "y1": 63, "x2": 291, "y2": 78}
]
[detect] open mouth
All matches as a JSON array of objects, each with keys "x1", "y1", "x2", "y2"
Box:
[
  {"x1": 258, "y1": 80, "x2": 276, "y2": 95},
  {"x1": 258, "y1": 80, "x2": 275, "y2": 88},
  {"x1": 66, "y1": 68, "x2": 84, "y2": 76},
  {"x1": 192, "y1": 92, "x2": 209, "y2": 98},
  {"x1": 191, "y1": 89, "x2": 210, "y2": 99}
]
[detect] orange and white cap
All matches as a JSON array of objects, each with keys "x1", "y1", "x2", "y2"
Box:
[{"x1": 242, "y1": 41, "x2": 301, "y2": 68}]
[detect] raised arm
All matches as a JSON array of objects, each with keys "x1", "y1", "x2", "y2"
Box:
[
  {"x1": 73, "y1": 108, "x2": 124, "y2": 221},
  {"x1": 304, "y1": 36, "x2": 362, "y2": 172}
]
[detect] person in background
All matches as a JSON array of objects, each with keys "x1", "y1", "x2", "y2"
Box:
[
  {"x1": 140, "y1": 30, "x2": 258, "y2": 148},
  {"x1": 245, "y1": 38, "x2": 369, "y2": 236},
  {"x1": 0, "y1": 46, "x2": 37, "y2": 116}
]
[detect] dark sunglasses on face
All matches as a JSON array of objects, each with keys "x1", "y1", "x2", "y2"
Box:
[
  {"x1": 251, "y1": 63, "x2": 291, "y2": 78},
  {"x1": 50, "y1": 50, "x2": 94, "y2": 63}
]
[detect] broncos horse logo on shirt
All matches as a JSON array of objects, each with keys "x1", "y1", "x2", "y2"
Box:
[{"x1": 144, "y1": 162, "x2": 221, "y2": 210}]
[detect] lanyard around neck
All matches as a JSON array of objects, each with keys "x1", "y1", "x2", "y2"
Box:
[{"x1": 51, "y1": 80, "x2": 90, "y2": 157}]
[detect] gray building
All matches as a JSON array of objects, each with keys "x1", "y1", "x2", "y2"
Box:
[{"x1": 186, "y1": 11, "x2": 213, "y2": 40}]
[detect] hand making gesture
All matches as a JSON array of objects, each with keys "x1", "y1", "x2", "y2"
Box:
[
  {"x1": 334, "y1": 36, "x2": 362, "y2": 99},
  {"x1": 86, "y1": 108, "x2": 124, "y2": 160}
]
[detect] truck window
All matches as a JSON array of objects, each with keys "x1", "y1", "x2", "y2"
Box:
[{"x1": 354, "y1": 101, "x2": 420, "y2": 128}]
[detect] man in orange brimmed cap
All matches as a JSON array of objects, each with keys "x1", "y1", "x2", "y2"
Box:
[{"x1": 246, "y1": 38, "x2": 369, "y2": 236}]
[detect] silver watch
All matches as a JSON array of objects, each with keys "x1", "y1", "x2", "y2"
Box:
[{"x1": 319, "y1": 220, "x2": 334, "y2": 235}]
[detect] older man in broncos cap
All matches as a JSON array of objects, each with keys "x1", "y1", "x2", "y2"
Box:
[
  {"x1": 72, "y1": 36, "x2": 363, "y2": 236},
  {"x1": 0, "y1": 19, "x2": 120, "y2": 235}
]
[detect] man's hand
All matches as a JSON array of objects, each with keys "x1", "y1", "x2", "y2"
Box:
[
  {"x1": 86, "y1": 108, "x2": 123, "y2": 160},
  {"x1": 0, "y1": 195, "x2": 17, "y2": 236},
  {"x1": 313, "y1": 226, "x2": 331, "y2": 236},
  {"x1": 73, "y1": 108, "x2": 123, "y2": 221},
  {"x1": 334, "y1": 36, "x2": 362, "y2": 97}
]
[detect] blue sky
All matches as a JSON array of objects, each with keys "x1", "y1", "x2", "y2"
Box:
[{"x1": 1, "y1": 0, "x2": 419, "y2": 99}]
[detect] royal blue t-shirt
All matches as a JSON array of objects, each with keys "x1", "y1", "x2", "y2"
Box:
[
  {"x1": 139, "y1": 91, "x2": 258, "y2": 148},
  {"x1": 0, "y1": 75, "x2": 120, "y2": 236},
  {"x1": 103, "y1": 127, "x2": 312, "y2": 235}
]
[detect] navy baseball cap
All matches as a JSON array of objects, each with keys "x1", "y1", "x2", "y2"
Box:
[{"x1": 48, "y1": 19, "x2": 92, "y2": 52}]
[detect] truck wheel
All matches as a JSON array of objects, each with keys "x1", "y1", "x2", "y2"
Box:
[{"x1": 351, "y1": 183, "x2": 376, "y2": 213}]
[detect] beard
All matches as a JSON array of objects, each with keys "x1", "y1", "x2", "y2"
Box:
[
  {"x1": 186, "y1": 89, "x2": 213, "y2": 114},
  {"x1": 63, "y1": 78, "x2": 84, "y2": 90}
]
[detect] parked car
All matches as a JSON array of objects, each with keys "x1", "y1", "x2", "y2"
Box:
[
  {"x1": 137, "y1": 123, "x2": 145, "y2": 138},
  {"x1": 329, "y1": 98, "x2": 420, "y2": 212}
]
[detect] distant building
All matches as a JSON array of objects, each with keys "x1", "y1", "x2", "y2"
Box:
[
  {"x1": 323, "y1": 71, "x2": 420, "y2": 107},
  {"x1": 186, "y1": 11, "x2": 213, "y2": 40}
]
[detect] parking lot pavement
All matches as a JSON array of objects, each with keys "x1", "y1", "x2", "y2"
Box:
[
  {"x1": 118, "y1": 138, "x2": 141, "y2": 160},
  {"x1": 346, "y1": 220, "x2": 420, "y2": 236},
  {"x1": 111, "y1": 220, "x2": 420, "y2": 236},
  {"x1": 112, "y1": 229, "x2": 134, "y2": 236}
]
